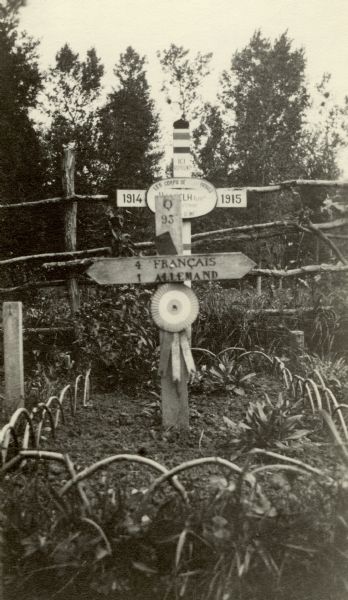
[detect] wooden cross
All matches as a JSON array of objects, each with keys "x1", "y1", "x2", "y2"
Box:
[{"x1": 88, "y1": 119, "x2": 255, "y2": 430}]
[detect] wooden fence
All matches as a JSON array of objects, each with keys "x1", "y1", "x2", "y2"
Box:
[{"x1": 1, "y1": 147, "x2": 347, "y2": 316}]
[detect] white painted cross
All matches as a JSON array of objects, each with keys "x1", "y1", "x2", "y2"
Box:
[{"x1": 88, "y1": 119, "x2": 254, "y2": 430}]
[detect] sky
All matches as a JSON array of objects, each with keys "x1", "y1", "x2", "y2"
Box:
[{"x1": 19, "y1": 0, "x2": 348, "y2": 169}]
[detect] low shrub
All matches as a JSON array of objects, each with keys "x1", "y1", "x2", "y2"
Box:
[
  {"x1": 15, "y1": 278, "x2": 348, "y2": 393},
  {"x1": 300, "y1": 352, "x2": 348, "y2": 392},
  {"x1": 191, "y1": 348, "x2": 257, "y2": 397},
  {"x1": 2, "y1": 431, "x2": 347, "y2": 600},
  {"x1": 75, "y1": 286, "x2": 158, "y2": 389},
  {"x1": 222, "y1": 393, "x2": 311, "y2": 451}
]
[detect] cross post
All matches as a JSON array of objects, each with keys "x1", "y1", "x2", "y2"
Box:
[{"x1": 88, "y1": 119, "x2": 255, "y2": 431}]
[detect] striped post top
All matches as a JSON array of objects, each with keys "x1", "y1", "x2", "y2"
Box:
[{"x1": 173, "y1": 118, "x2": 192, "y2": 178}]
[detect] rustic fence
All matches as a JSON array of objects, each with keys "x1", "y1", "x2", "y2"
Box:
[
  {"x1": 1, "y1": 148, "x2": 347, "y2": 357},
  {"x1": 1, "y1": 149, "x2": 347, "y2": 296}
]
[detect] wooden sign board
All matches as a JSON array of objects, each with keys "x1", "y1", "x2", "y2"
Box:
[
  {"x1": 116, "y1": 186, "x2": 248, "y2": 210},
  {"x1": 147, "y1": 178, "x2": 217, "y2": 219},
  {"x1": 217, "y1": 188, "x2": 247, "y2": 207},
  {"x1": 116, "y1": 190, "x2": 146, "y2": 207},
  {"x1": 87, "y1": 253, "x2": 256, "y2": 286}
]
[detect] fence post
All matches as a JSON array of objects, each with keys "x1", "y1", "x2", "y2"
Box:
[
  {"x1": 62, "y1": 145, "x2": 80, "y2": 314},
  {"x1": 289, "y1": 329, "x2": 305, "y2": 354},
  {"x1": 3, "y1": 301, "x2": 24, "y2": 419},
  {"x1": 256, "y1": 197, "x2": 262, "y2": 296}
]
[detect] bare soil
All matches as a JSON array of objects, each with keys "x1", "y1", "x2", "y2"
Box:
[{"x1": 51, "y1": 375, "x2": 285, "y2": 485}]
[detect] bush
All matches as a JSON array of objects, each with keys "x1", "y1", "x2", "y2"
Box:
[
  {"x1": 223, "y1": 393, "x2": 311, "y2": 451},
  {"x1": 76, "y1": 286, "x2": 158, "y2": 389},
  {"x1": 10, "y1": 276, "x2": 348, "y2": 394},
  {"x1": 193, "y1": 282, "x2": 291, "y2": 354},
  {"x1": 2, "y1": 441, "x2": 346, "y2": 600}
]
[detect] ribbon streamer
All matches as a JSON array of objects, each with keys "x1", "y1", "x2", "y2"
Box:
[
  {"x1": 171, "y1": 332, "x2": 181, "y2": 382},
  {"x1": 158, "y1": 331, "x2": 172, "y2": 377},
  {"x1": 158, "y1": 330, "x2": 196, "y2": 383},
  {"x1": 179, "y1": 331, "x2": 196, "y2": 378}
]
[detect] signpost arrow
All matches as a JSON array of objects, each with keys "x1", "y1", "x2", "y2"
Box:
[{"x1": 87, "y1": 253, "x2": 256, "y2": 286}]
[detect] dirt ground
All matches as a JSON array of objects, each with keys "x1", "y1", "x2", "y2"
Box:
[{"x1": 47, "y1": 373, "x2": 326, "y2": 494}]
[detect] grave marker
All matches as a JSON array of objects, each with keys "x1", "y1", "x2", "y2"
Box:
[
  {"x1": 160, "y1": 119, "x2": 191, "y2": 426},
  {"x1": 92, "y1": 118, "x2": 255, "y2": 430}
]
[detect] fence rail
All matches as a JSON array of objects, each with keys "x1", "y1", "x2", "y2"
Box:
[
  {"x1": 0, "y1": 194, "x2": 109, "y2": 210},
  {"x1": 1, "y1": 177, "x2": 348, "y2": 211},
  {"x1": 1, "y1": 219, "x2": 347, "y2": 270}
]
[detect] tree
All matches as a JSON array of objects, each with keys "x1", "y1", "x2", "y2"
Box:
[
  {"x1": 0, "y1": 0, "x2": 49, "y2": 265},
  {"x1": 193, "y1": 32, "x2": 348, "y2": 282},
  {"x1": 219, "y1": 30, "x2": 310, "y2": 186},
  {"x1": 193, "y1": 103, "x2": 231, "y2": 185},
  {"x1": 0, "y1": 0, "x2": 45, "y2": 203},
  {"x1": 158, "y1": 44, "x2": 212, "y2": 119},
  {"x1": 99, "y1": 46, "x2": 161, "y2": 194},
  {"x1": 98, "y1": 47, "x2": 162, "y2": 244},
  {"x1": 41, "y1": 43, "x2": 104, "y2": 195},
  {"x1": 195, "y1": 32, "x2": 348, "y2": 191},
  {"x1": 299, "y1": 74, "x2": 348, "y2": 180}
]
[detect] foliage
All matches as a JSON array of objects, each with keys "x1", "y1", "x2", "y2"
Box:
[
  {"x1": 2, "y1": 437, "x2": 346, "y2": 600},
  {"x1": 223, "y1": 393, "x2": 311, "y2": 451},
  {"x1": 0, "y1": 1, "x2": 41, "y2": 114},
  {"x1": 157, "y1": 43, "x2": 212, "y2": 119},
  {"x1": 191, "y1": 348, "x2": 256, "y2": 397},
  {"x1": 0, "y1": 0, "x2": 46, "y2": 256},
  {"x1": 17, "y1": 280, "x2": 348, "y2": 396},
  {"x1": 219, "y1": 30, "x2": 310, "y2": 185},
  {"x1": 300, "y1": 352, "x2": 348, "y2": 393},
  {"x1": 192, "y1": 102, "x2": 230, "y2": 184},
  {"x1": 194, "y1": 30, "x2": 348, "y2": 242},
  {"x1": 300, "y1": 73, "x2": 348, "y2": 180},
  {"x1": 99, "y1": 46, "x2": 162, "y2": 194},
  {"x1": 40, "y1": 43, "x2": 105, "y2": 195},
  {"x1": 76, "y1": 287, "x2": 158, "y2": 389},
  {"x1": 193, "y1": 282, "x2": 290, "y2": 355},
  {"x1": 98, "y1": 46, "x2": 162, "y2": 242}
]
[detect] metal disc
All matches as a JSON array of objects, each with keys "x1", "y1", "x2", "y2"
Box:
[{"x1": 151, "y1": 284, "x2": 199, "y2": 332}]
